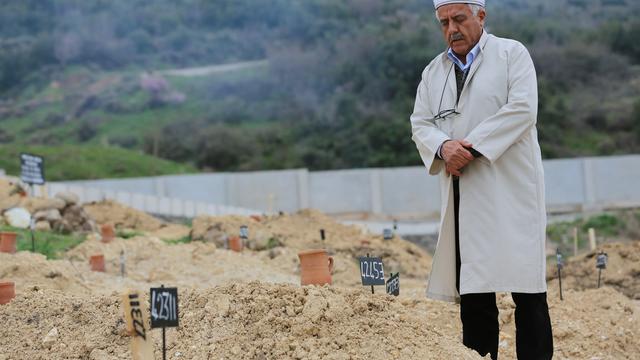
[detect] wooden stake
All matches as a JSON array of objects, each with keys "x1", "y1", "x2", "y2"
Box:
[
  {"x1": 572, "y1": 227, "x2": 578, "y2": 257},
  {"x1": 122, "y1": 290, "x2": 155, "y2": 360},
  {"x1": 588, "y1": 228, "x2": 596, "y2": 252}
]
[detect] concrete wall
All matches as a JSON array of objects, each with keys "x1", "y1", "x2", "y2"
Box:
[
  {"x1": 55, "y1": 154, "x2": 640, "y2": 218},
  {"x1": 45, "y1": 183, "x2": 260, "y2": 218}
]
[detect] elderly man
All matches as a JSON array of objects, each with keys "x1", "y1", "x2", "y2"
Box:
[{"x1": 410, "y1": 1, "x2": 553, "y2": 359}]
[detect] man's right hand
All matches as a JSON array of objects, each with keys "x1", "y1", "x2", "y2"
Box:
[{"x1": 442, "y1": 139, "x2": 474, "y2": 177}]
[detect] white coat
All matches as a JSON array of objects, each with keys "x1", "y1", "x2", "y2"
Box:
[{"x1": 410, "y1": 31, "x2": 547, "y2": 302}]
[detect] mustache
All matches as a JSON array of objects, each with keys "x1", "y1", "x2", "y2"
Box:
[{"x1": 450, "y1": 33, "x2": 464, "y2": 42}]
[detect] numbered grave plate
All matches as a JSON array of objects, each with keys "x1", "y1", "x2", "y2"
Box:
[
  {"x1": 20, "y1": 153, "x2": 45, "y2": 185},
  {"x1": 556, "y1": 252, "x2": 564, "y2": 269},
  {"x1": 386, "y1": 272, "x2": 399, "y2": 296},
  {"x1": 383, "y1": 229, "x2": 393, "y2": 240},
  {"x1": 359, "y1": 257, "x2": 385, "y2": 286},
  {"x1": 596, "y1": 253, "x2": 608, "y2": 269},
  {"x1": 239, "y1": 225, "x2": 249, "y2": 239},
  {"x1": 150, "y1": 287, "x2": 179, "y2": 328}
]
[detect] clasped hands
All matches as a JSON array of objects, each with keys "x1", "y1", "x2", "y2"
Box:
[{"x1": 441, "y1": 139, "x2": 475, "y2": 177}]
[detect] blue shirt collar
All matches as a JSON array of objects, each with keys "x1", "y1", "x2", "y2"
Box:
[{"x1": 447, "y1": 32, "x2": 483, "y2": 72}]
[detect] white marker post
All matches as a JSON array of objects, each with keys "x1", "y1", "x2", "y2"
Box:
[{"x1": 588, "y1": 228, "x2": 596, "y2": 251}]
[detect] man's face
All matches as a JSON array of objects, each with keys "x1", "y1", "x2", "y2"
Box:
[{"x1": 436, "y1": 4, "x2": 485, "y2": 57}]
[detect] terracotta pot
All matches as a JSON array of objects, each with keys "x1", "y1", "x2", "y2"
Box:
[
  {"x1": 360, "y1": 239, "x2": 371, "y2": 247},
  {"x1": 101, "y1": 224, "x2": 115, "y2": 243},
  {"x1": 0, "y1": 232, "x2": 17, "y2": 254},
  {"x1": 90, "y1": 254, "x2": 106, "y2": 272},
  {"x1": 0, "y1": 281, "x2": 16, "y2": 305},
  {"x1": 298, "y1": 249, "x2": 334, "y2": 286},
  {"x1": 228, "y1": 236, "x2": 243, "y2": 252}
]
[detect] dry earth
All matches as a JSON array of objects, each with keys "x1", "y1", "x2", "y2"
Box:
[{"x1": 0, "y1": 196, "x2": 639, "y2": 359}]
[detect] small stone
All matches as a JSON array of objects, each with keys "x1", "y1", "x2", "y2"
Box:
[
  {"x1": 55, "y1": 192, "x2": 80, "y2": 206},
  {"x1": 33, "y1": 209, "x2": 61, "y2": 222},
  {"x1": 35, "y1": 221, "x2": 51, "y2": 231},
  {"x1": 42, "y1": 327, "x2": 59, "y2": 349},
  {"x1": 89, "y1": 348, "x2": 110, "y2": 360}
]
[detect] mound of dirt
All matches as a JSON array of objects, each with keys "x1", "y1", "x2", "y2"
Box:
[
  {"x1": 83, "y1": 200, "x2": 164, "y2": 232},
  {"x1": 0, "y1": 177, "x2": 22, "y2": 213},
  {"x1": 0, "y1": 252, "x2": 93, "y2": 295},
  {"x1": 63, "y1": 235, "x2": 299, "y2": 291},
  {"x1": 192, "y1": 209, "x2": 432, "y2": 280},
  {"x1": 542, "y1": 287, "x2": 640, "y2": 359},
  {"x1": 1, "y1": 282, "x2": 638, "y2": 360},
  {"x1": 0, "y1": 283, "x2": 482, "y2": 360},
  {"x1": 546, "y1": 241, "x2": 640, "y2": 299},
  {"x1": 83, "y1": 200, "x2": 190, "y2": 240}
]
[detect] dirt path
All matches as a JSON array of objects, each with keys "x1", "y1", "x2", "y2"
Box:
[{"x1": 159, "y1": 59, "x2": 268, "y2": 77}]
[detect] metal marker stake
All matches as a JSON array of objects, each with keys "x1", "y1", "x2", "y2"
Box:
[
  {"x1": 120, "y1": 250, "x2": 126, "y2": 278},
  {"x1": 30, "y1": 218, "x2": 36, "y2": 252},
  {"x1": 367, "y1": 253, "x2": 374, "y2": 294},
  {"x1": 161, "y1": 284, "x2": 166, "y2": 360},
  {"x1": 556, "y1": 250, "x2": 563, "y2": 301},
  {"x1": 320, "y1": 229, "x2": 325, "y2": 241},
  {"x1": 597, "y1": 268, "x2": 602, "y2": 289}
]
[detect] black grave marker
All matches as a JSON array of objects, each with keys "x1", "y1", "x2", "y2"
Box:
[
  {"x1": 596, "y1": 252, "x2": 608, "y2": 288},
  {"x1": 359, "y1": 256, "x2": 385, "y2": 287},
  {"x1": 386, "y1": 272, "x2": 399, "y2": 296},
  {"x1": 20, "y1": 153, "x2": 45, "y2": 185}
]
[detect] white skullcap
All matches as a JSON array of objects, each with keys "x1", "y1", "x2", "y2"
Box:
[{"x1": 434, "y1": 0, "x2": 485, "y2": 9}]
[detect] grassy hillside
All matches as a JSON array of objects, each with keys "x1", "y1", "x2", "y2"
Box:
[
  {"x1": 1, "y1": 0, "x2": 639, "y2": 179},
  {"x1": 0, "y1": 145, "x2": 195, "y2": 180}
]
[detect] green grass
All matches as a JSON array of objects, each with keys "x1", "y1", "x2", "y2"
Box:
[
  {"x1": 547, "y1": 213, "x2": 626, "y2": 242},
  {"x1": 0, "y1": 144, "x2": 196, "y2": 180},
  {"x1": 163, "y1": 235, "x2": 192, "y2": 245},
  {"x1": 547, "y1": 212, "x2": 629, "y2": 257},
  {"x1": 2, "y1": 226, "x2": 86, "y2": 259},
  {"x1": 581, "y1": 214, "x2": 624, "y2": 236},
  {"x1": 116, "y1": 229, "x2": 144, "y2": 239}
]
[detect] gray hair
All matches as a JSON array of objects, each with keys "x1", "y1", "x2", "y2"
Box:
[
  {"x1": 468, "y1": 4, "x2": 483, "y2": 16},
  {"x1": 436, "y1": 4, "x2": 485, "y2": 21}
]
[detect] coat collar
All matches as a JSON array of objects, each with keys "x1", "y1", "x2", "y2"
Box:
[
  {"x1": 463, "y1": 30, "x2": 489, "y2": 86},
  {"x1": 438, "y1": 30, "x2": 490, "y2": 106},
  {"x1": 440, "y1": 30, "x2": 490, "y2": 65}
]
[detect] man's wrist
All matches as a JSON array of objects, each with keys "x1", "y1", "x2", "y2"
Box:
[
  {"x1": 467, "y1": 147, "x2": 482, "y2": 158},
  {"x1": 437, "y1": 140, "x2": 451, "y2": 160}
]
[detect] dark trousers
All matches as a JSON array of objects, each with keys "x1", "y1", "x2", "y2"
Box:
[{"x1": 453, "y1": 179, "x2": 553, "y2": 360}]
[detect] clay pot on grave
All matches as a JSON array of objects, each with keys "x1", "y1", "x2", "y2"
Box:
[
  {"x1": 100, "y1": 224, "x2": 115, "y2": 243},
  {"x1": 298, "y1": 249, "x2": 334, "y2": 286},
  {"x1": 0, "y1": 232, "x2": 17, "y2": 254},
  {"x1": 0, "y1": 281, "x2": 16, "y2": 305},
  {"x1": 89, "y1": 254, "x2": 106, "y2": 272},
  {"x1": 228, "y1": 236, "x2": 243, "y2": 252}
]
